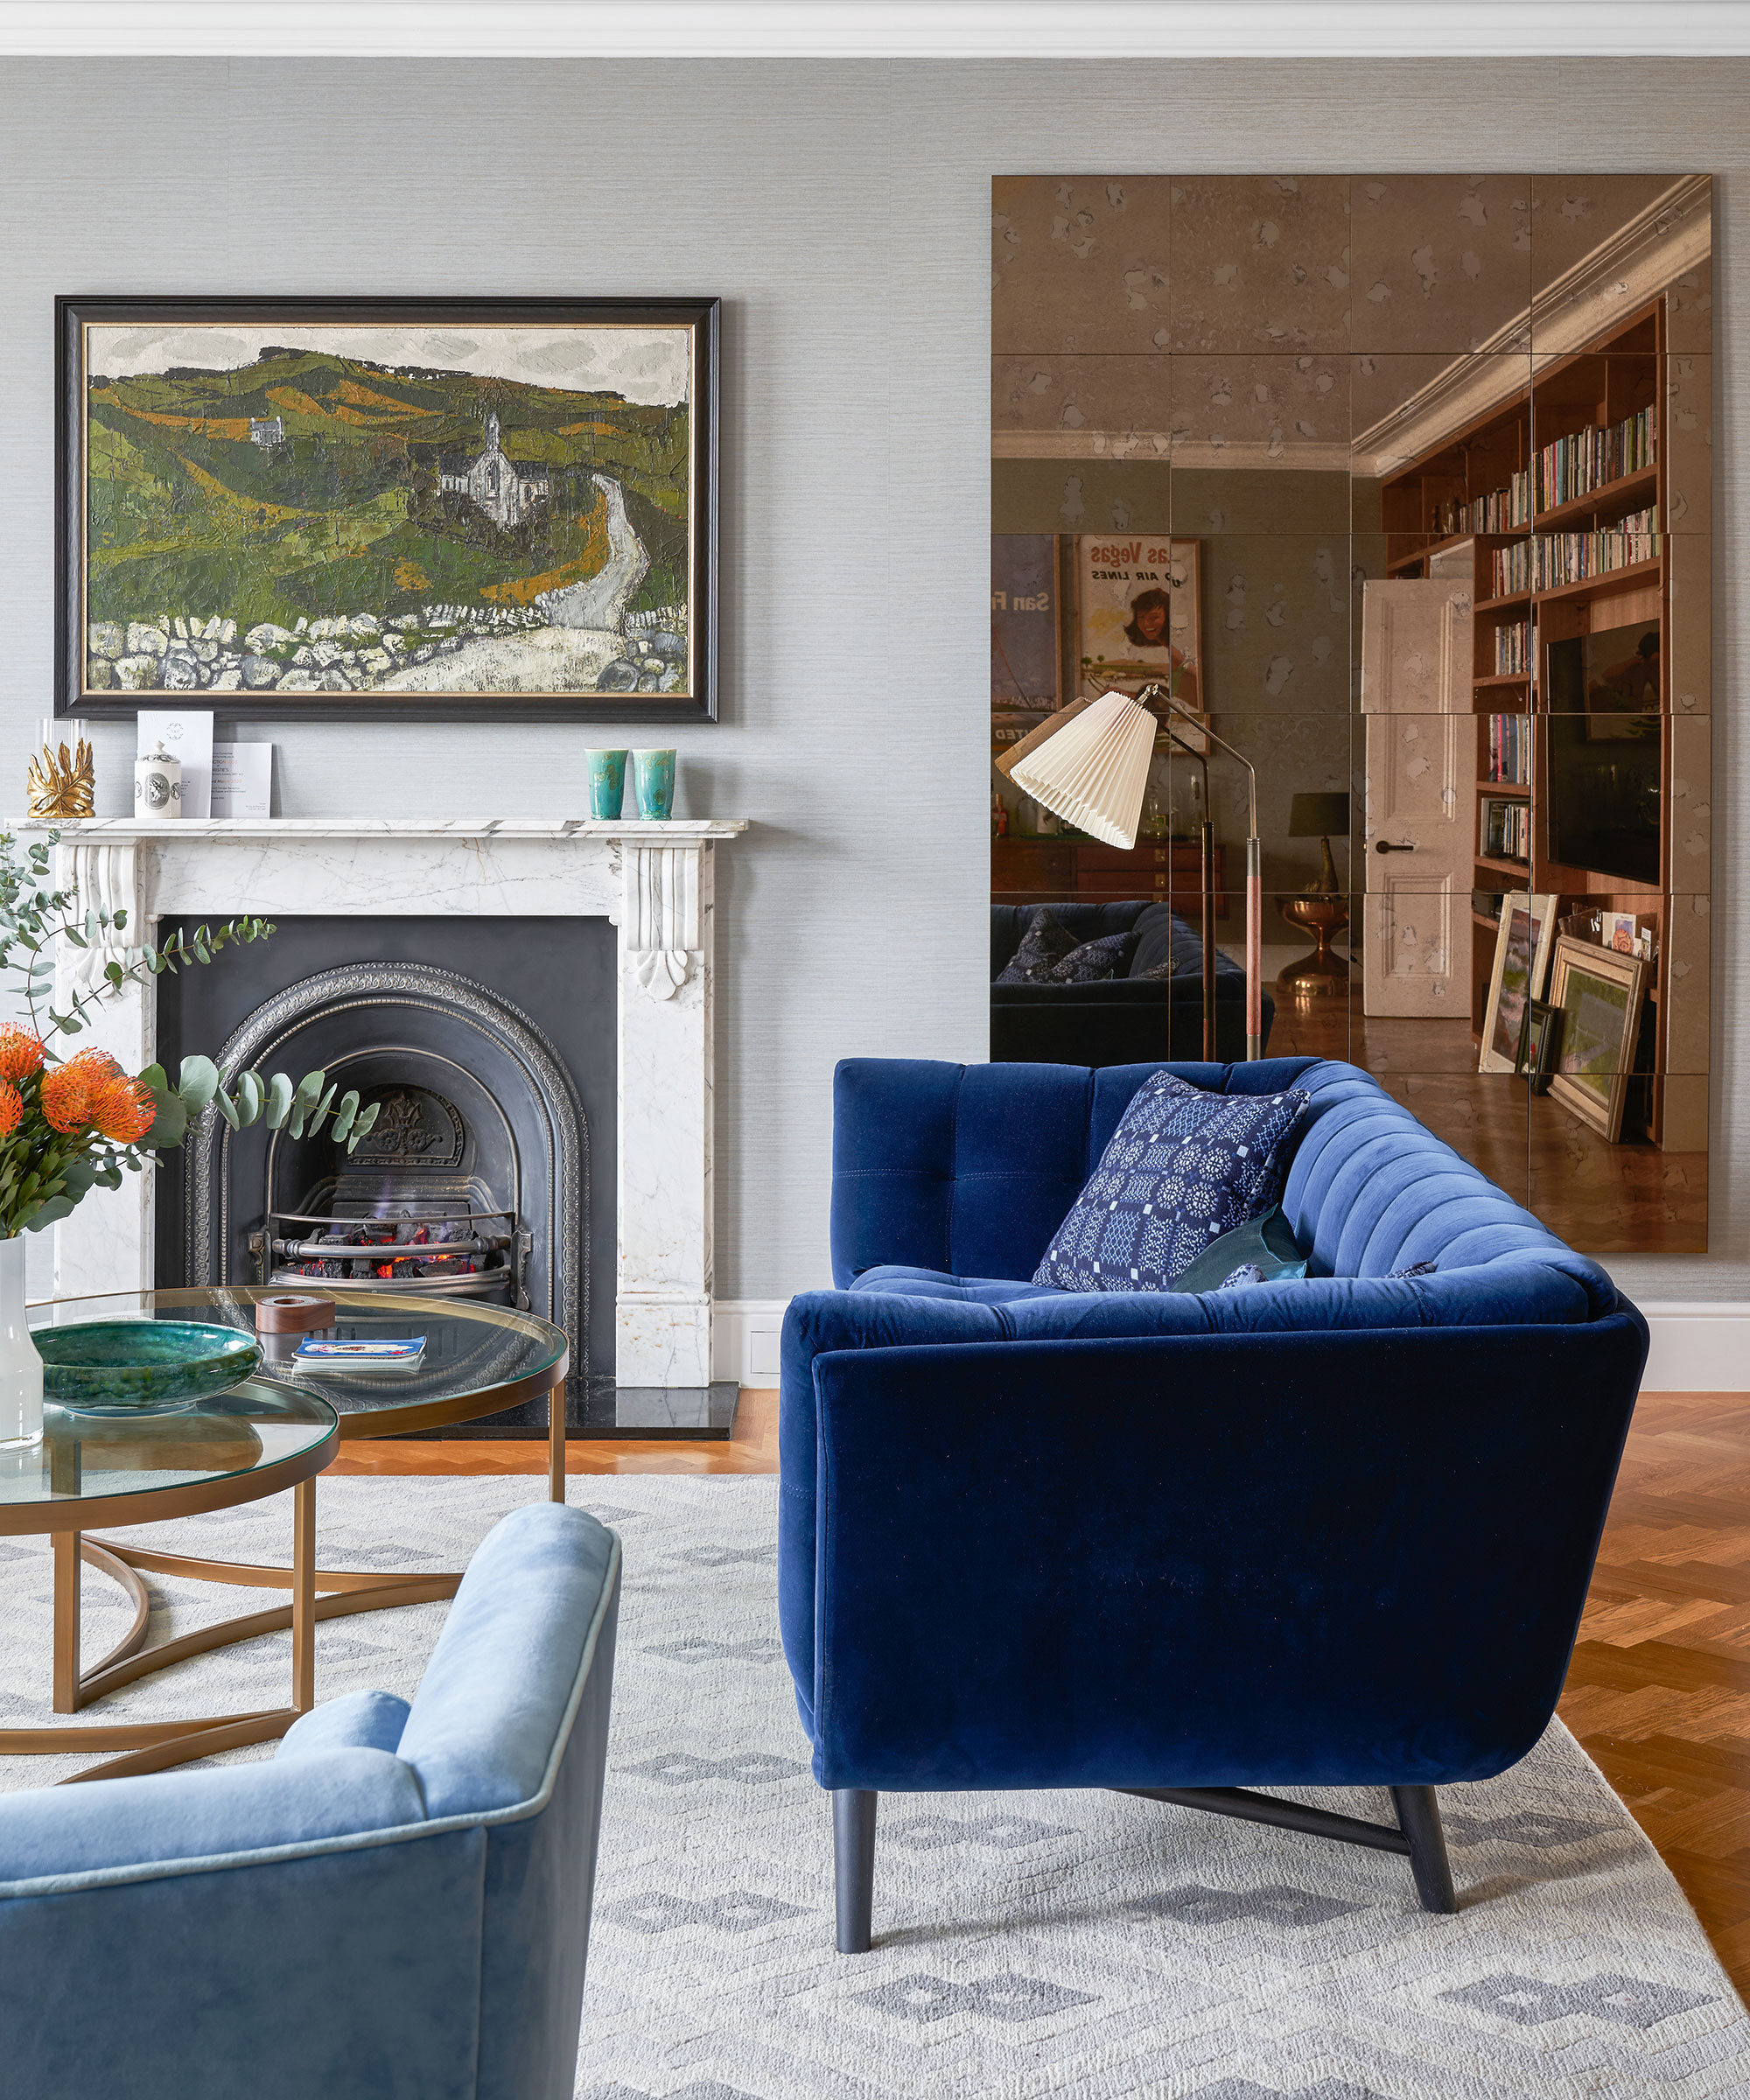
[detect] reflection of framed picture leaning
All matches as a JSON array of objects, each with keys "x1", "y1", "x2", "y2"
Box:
[
  {"x1": 1478, "y1": 891, "x2": 1558, "y2": 1076},
  {"x1": 1546, "y1": 935, "x2": 1648, "y2": 1144},
  {"x1": 1076, "y1": 536, "x2": 1201, "y2": 706}
]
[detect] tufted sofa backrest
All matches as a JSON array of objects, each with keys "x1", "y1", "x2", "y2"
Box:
[{"x1": 830, "y1": 1056, "x2": 1618, "y2": 1319}]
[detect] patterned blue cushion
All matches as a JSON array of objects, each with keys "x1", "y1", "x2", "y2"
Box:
[
  {"x1": 1218, "y1": 1262, "x2": 1267, "y2": 1291},
  {"x1": 1032, "y1": 1070, "x2": 1312, "y2": 1292}
]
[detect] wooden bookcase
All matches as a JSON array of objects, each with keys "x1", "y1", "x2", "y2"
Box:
[{"x1": 1380, "y1": 302, "x2": 1673, "y2": 1142}]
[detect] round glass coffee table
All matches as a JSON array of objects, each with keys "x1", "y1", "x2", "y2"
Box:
[
  {"x1": 9, "y1": 1286, "x2": 567, "y2": 1782},
  {"x1": 0, "y1": 1372, "x2": 336, "y2": 1782}
]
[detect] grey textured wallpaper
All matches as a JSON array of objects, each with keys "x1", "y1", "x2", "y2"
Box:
[{"x1": 0, "y1": 58, "x2": 1740, "y2": 1301}]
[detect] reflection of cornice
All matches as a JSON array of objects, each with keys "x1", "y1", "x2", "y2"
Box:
[
  {"x1": 1351, "y1": 175, "x2": 1711, "y2": 478},
  {"x1": 991, "y1": 433, "x2": 1349, "y2": 471},
  {"x1": 991, "y1": 177, "x2": 1709, "y2": 483}
]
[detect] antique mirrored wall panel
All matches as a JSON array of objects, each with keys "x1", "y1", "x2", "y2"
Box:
[{"x1": 992, "y1": 174, "x2": 1711, "y2": 1253}]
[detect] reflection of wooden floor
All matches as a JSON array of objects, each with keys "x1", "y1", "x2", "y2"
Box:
[
  {"x1": 341, "y1": 1390, "x2": 1750, "y2": 1998},
  {"x1": 1264, "y1": 975, "x2": 1706, "y2": 1255}
]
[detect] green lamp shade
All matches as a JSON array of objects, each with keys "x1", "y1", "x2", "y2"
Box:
[{"x1": 1287, "y1": 791, "x2": 1351, "y2": 839}]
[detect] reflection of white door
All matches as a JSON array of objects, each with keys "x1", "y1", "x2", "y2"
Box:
[{"x1": 1361, "y1": 580, "x2": 1474, "y2": 1018}]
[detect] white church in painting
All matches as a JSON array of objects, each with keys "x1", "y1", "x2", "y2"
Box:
[{"x1": 439, "y1": 413, "x2": 550, "y2": 528}]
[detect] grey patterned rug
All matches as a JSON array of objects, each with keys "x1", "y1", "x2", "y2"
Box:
[{"x1": 2, "y1": 1474, "x2": 1746, "y2": 2097}]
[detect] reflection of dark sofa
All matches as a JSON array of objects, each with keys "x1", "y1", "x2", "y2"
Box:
[{"x1": 991, "y1": 901, "x2": 1272, "y2": 1066}]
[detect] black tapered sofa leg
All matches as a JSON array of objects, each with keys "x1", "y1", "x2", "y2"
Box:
[
  {"x1": 1392, "y1": 1785, "x2": 1457, "y2": 1914},
  {"x1": 833, "y1": 1788, "x2": 878, "y2": 1952}
]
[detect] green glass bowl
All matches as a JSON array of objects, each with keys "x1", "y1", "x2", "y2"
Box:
[{"x1": 36, "y1": 1320, "x2": 262, "y2": 1414}]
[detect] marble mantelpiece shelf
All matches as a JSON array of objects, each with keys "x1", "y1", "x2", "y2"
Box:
[{"x1": 15, "y1": 819, "x2": 749, "y2": 839}]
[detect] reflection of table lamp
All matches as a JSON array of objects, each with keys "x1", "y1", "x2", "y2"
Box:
[
  {"x1": 1278, "y1": 790, "x2": 1351, "y2": 1001},
  {"x1": 994, "y1": 687, "x2": 1263, "y2": 1060}
]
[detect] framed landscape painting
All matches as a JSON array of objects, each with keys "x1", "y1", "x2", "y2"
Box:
[{"x1": 57, "y1": 296, "x2": 719, "y2": 720}]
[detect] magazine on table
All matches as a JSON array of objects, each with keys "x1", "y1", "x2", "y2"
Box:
[{"x1": 290, "y1": 1336, "x2": 426, "y2": 1375}]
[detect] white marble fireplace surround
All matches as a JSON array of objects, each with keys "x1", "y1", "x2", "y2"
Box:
[{"x1": 23, "y1": 818, "x2": 748, "y2": 1389}]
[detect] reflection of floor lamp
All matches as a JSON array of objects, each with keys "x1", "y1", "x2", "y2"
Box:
[{"x1": 995, "y1": 686, "x2": 1264, "y2": 1062}]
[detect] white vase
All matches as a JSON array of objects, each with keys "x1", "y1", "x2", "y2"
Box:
[{"x1": 0, "y1": 1235, "x2": 44, "y2": 1449}]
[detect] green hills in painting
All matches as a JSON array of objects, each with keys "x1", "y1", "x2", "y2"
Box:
[{"x1": 85, "y1": 349, "x2": 690, "y2": 630}]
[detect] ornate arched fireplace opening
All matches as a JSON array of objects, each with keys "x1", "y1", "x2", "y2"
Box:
[{"x1": 184, "y1": 962, "x2": 586, "y2": 1401}]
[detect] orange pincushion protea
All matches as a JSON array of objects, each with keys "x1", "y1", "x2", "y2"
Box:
[
  {"x1": 0, "y1": 1081, "x2": 21, "y2": 1137},
  {"x1": 89, "y1": 1074, "x2": 156, "y2": 1145},
  {"x1": 38, "y1": 1049, "x2": 123, "y2": 1134},
  {"x1": 0, "y1": 1026, "x2": 45, "y2": 1082}
]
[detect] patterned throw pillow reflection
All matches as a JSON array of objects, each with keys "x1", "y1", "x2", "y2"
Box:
[
  {"x1": 993, "y1": 909, "x2": 1080, "y2": 984},
  {"x1": 1032, "y1": 1070, "x2": 1311, "y2": 1292},
  {"x1": 1033, "y1": 929, "x2": 1139, "y2": 984}
]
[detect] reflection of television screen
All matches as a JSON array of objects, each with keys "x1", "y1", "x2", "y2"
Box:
[{"x1": 1545, "y1": 620, "x2": 1662, "y2": 886}]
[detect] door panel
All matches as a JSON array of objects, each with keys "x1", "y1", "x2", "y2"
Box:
[{"x1": 1361, "y1": 581, "x2": 1475, "y2": 1018}]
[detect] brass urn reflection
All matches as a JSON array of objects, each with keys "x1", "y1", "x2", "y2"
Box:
[{"x1": 1277, "y1": 791, "x2": 1351, "y2": 1003}]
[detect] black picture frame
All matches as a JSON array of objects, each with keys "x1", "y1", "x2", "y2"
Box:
[
  {"x1": 1516, "y1": 996, "x2": 1564, "y2": 1096},
  {"x1": 56, "y1": 295, "x2": 720, "y2": 723}
]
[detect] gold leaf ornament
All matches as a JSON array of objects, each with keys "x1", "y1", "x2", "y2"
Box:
[{"x1": 26, "y1": 738, "x2": 95, "y2": 819}]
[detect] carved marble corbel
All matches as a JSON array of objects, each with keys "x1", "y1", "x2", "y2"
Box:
[
  {"x1": 624, "y1": 844, "x2": 702, "y2": 1002},
  {"x1": 56, "y1": 836, "x2": 141, "y2": 994}
]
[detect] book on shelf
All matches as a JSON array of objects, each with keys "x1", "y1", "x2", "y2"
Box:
[
  {"x1": 1535, "y1": 405, "x2": 1655, "y2": 513},
  {"x1": 1446, "y1": 468, "x2": 1532, "y2": 536},
  {"x1": 1480, "y1": 796, "x2": 1530, "y2": 862},
  {"x1": 1490, "y1": 514, "x2": 1660, "y2": 598},
  {"x1": 1492, "y1": 620, "x2": 1531, "y2": 676},
  {"x1": 1485, "y1": 714, "x2": 1530, "y2": 785}
]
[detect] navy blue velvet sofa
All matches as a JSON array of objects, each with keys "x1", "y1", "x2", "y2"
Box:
[
  {"x1": 991, "y1": 901, "x2": 1274, "y2": 1066},
  {"x1": 779, "y1": 1055, "x2": 1648, "y2": 1949}
]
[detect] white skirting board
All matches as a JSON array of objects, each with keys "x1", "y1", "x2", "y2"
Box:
[
  {"x1": 1637, "y1": 1304, "x2": 1750, "y2": 1392},
  {"x1": 711, "y1": 1298, "x2": 1748, "y2": 1394},
  {"x1": 711, "y1": 1300, "x2": 793, "y2": 1389}
]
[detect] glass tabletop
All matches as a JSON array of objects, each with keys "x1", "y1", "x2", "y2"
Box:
[
  {"x1": 0, "y1": 1375, "x2": 335, "y2": 1520},
  {"x1": 28, "y1": 1286, "x2": 569, "y2": 1432}
]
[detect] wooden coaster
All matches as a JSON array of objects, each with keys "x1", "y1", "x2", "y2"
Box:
[{"x1": 254, "y1": 1292, "x2": 336, "y2": 1334}]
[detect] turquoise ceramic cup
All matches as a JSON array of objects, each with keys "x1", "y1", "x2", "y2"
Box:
[
  {"x1": 585, "y1": 749, "x2": 628, "y2": 820},
  {"x1": 632, "y1": 748, "x2": 676, "y2": 821}
]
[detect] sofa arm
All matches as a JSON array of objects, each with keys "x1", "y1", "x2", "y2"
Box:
[{"x1": 794, "y1": 1316, "x2": 1643, "y2": 1795}]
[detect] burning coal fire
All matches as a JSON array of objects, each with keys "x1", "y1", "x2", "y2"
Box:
[{"x1": 297, "y1": 1218, "x2": 480, "y2": 1283}]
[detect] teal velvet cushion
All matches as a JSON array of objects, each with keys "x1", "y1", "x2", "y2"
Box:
[{"x1": 1171, "y1": 1205, "x2": 1309, "y2": 1294}]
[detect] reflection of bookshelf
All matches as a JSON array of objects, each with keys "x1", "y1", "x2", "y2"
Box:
[{"x1": 1381, "y1": 301, "x2": 1684, "y2": 1144}]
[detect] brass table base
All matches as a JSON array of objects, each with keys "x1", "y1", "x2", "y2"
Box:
[
  {"x1": 0, "y1": 1479, "x2": 320, "y2": 1784},
  {"x1": 1, "y1": 1316, "x2": 570, "y2": 1784}
]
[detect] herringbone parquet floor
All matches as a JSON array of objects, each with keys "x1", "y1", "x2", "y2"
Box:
[{"x1": 334, "y1": 1386, "x2": 1750, "y2": 1994}]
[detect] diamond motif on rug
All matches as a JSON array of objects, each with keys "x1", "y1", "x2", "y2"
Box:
[
  {"x1": 1443, "y1": 1970, "x2": 1716, "y2": 2028},
  {"x1": 853, "y1": 1970, "x2": 1098, "y2": 2024},
  {"x1": 1134, "y1": 1882, "x2": 1367, "y2": 1928},
  {"x1": 600, "y1": 1889, "x2": 806, "y2": 1936}
]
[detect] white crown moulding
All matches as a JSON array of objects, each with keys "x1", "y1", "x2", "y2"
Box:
[{"x1": 5, "y1": 1, "x2": 1750, "y2": 59}]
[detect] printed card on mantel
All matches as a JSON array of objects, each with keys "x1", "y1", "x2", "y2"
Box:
[{"x1": 211, "y1": 744, "x2": 274, "y2": 820}]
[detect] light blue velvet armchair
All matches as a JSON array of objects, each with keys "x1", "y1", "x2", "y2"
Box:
[{"x1": 0, "y1": 1501, "x2": 620, "y2": 2100}]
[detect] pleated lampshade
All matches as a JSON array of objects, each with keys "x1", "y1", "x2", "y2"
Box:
[{"x1": 1008, "y1": 690, "x2": 1156, "y2": 850}]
